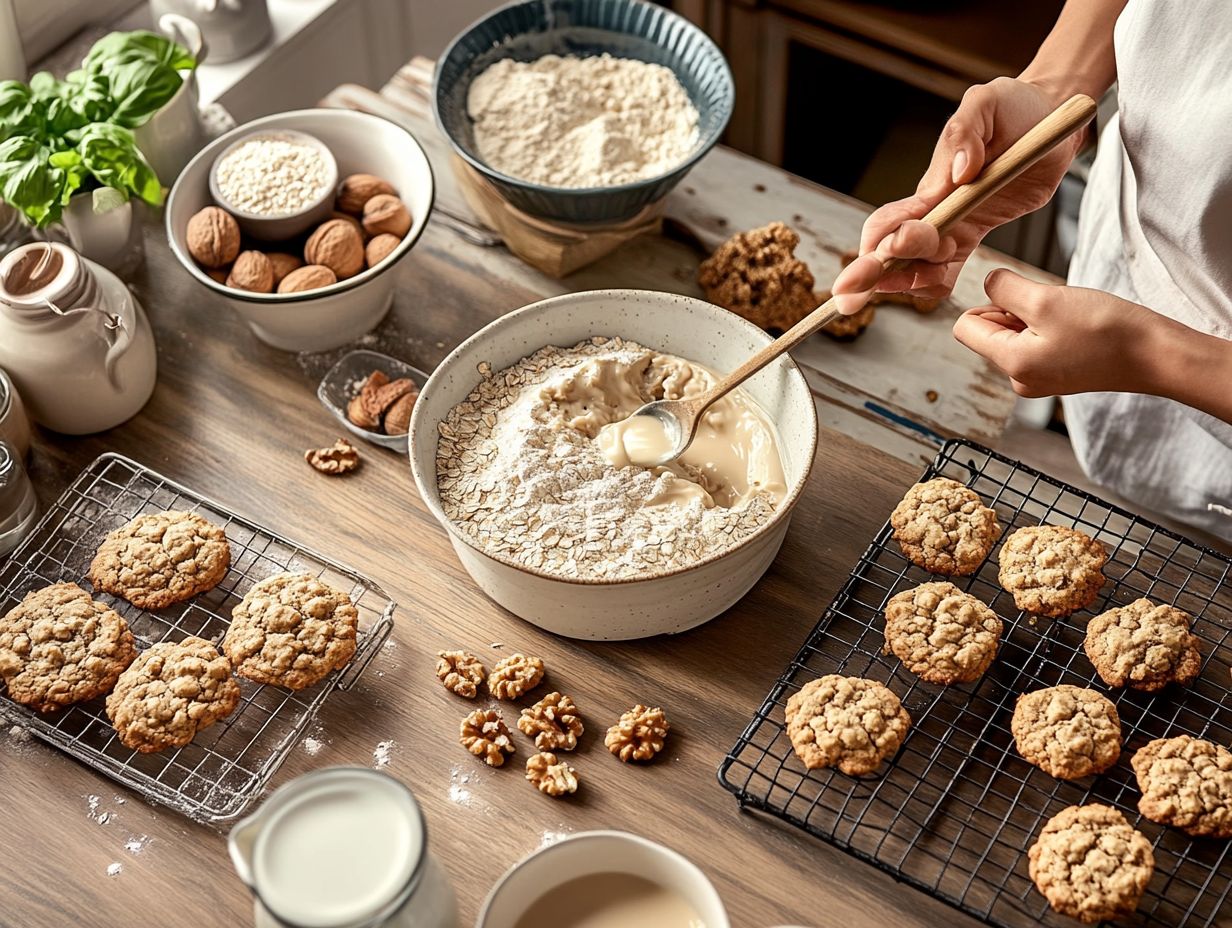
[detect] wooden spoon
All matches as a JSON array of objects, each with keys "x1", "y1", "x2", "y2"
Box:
[{"x1": 613, "y1": 93, "x2": 1098, "y2": 467}]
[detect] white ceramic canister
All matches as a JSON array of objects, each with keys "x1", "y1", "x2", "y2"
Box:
[
  {"x1": 229, "y1": 768, "x2": 457, "y2": 928},
  {"x1": 0, "y1": 242, "x2": 157, "y2": 435}
]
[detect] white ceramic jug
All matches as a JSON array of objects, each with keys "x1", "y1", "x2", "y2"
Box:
[
  {"x1": 228, "y1": 768, "x2": 457, "y2": 928},
  {"x1": 0, "y1": 242, "x2": 157, "y2": 435}
]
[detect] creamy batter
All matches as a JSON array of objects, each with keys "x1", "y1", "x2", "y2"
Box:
[
  {"x1": 543, "y1": 352, "x2": 786, "y2": 510},
  {"x1": 512, "y1": 872, "x2": 706, "y2": 928},
  {"x1": 435, "y1": 338, "x2": 787, "y2": 580}
]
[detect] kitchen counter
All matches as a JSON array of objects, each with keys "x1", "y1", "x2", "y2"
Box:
[{"x1": 0, "y1": 62, "x2": 1061, "y2": 928}]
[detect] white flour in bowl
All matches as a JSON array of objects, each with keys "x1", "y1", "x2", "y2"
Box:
[
  {"x1": 465, "y1": 53, "x2": 700, "y2": 189},
  {"x1": 435, "y1": 338, "x2": 784, "y2": 581}
]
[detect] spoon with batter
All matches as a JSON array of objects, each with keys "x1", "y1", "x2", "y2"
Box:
[{"x1": 602, "y1": 93, "x2": 1097, "y2": 468}]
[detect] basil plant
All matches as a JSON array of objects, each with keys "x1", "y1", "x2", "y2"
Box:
[{"x1": 0, "y1": 30, "x2": 197, "y2": 227}]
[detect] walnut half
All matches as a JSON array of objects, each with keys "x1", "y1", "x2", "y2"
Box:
[
  {"x1": 305, "y1": 438, "x2": 360, "y2": 475},
  {"x1": 488, "y1": 653, "x2": 545, "y2": 700},
  {"x1": 436, "y1": 650, "x2": 486, "y2": 698},
  {"x1": 460, "y1": 708, "x2": 515, "y2": 767},
  {"x1": 518, "y1": 692, "x2": 583, "y2": 751},
  {"x1": 525, "y1": 751, "x2": 578, "y2": 797},
  {"x1": 605, "y1": 704, "x2": 670, "y2": 763}
]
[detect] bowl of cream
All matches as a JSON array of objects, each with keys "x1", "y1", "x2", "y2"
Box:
[
  {"x1": 408, "y1": 288, "x2": 818, "y2": 640},
  {"x1": 478, "y1": 831, "x2": 729, "y2": 928}
]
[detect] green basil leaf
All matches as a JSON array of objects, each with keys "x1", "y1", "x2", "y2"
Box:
[
  {"x1": 83, "y1": 31, "x2": 197, "y2": 73},
  {"x1": 0, "y1": 81, "x2": 37, "y2": 140},
  {"x1": 0, "y1": 136, "x2": 66, "y2": 227},
  {"x1": 75, "y1": 122, "x2": 163, "y2": 206},
  {"x1": 107, "y1": 59, "x2": 182, "y2": 128}
]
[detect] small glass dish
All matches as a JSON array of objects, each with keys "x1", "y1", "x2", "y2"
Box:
[{"x1": 317, "y1": 349, "x2": 430, "y2": 452}]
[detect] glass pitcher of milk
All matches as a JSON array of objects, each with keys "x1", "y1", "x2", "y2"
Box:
[{"x1": 229, "y1": 768, "x2": 457, "y2": 928}]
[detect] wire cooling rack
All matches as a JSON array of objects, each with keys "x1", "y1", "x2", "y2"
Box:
[
  {"x1": 0, "y1": 453, "x2": 395, "y2": 824},
  {"x1": 720, "y1": 439, "x2": 1232, "y2": 928}
]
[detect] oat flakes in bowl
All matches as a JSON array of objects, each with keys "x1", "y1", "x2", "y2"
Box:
[{"x1": 408, "y1": 289, "x2": 818, "y2": 640}]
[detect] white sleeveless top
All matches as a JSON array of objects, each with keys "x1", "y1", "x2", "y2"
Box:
[{"x1": 1061, "y1": 0, "x2": 1232, "y2": 541}]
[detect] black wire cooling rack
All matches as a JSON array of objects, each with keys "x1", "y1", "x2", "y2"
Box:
[
  {"x1": 0, "y1": 454, "x2": 395, "y2": 824},
  {"x1": 720, "y1": 439, "x2": 1232, "y2": 928}
]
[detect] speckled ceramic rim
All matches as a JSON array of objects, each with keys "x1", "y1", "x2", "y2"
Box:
[
  {"x1": 409, "y1": 288, "x2": 819, "y2": 587},
  {"x1": 207, "y1": 127, "x2": 339, "y2": 225},
  {"x1": 166, "y1": 109, "x2": 435, "y2": 305},
  {"x1": 433, "y1": 0, "x2": 734, "y2": 196}
]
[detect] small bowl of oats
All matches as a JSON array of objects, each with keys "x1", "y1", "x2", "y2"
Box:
[
  {"x1": 208, "y1": 129, "x2": 338, "y2": 241},
  {"x1": 409, "y1": 288, "x2": 818, "y2": 640}
]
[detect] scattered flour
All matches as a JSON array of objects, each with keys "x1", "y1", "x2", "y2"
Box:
[
  {"x1": 466, "y1": 54, "x2": 699, "y2": 188},
  {"x1": 447, "y1": 767, "x2": 472, "y2": 806},
  {"x1": 124, "y1": 835, "x2": 149, "y2": 854},
  {"x1": 372, "y1": 740, "x2": 396, "y2": 769},
  {"x1": 303, "y1": 737, "x2": 324, "y2": 756},
  {"x1": 106, "y1": 863, "x2": 122, "y2": 878},
  {"x1": 7, "y1": 724, "x2": 30, "y2": 742}
]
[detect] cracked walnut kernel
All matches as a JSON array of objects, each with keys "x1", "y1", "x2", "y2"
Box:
[
  {"x1": 488, "y1": 653, "x2": 545, "y2": 700},
  {"x1": 436, "y1": 650, "x2": 486, "y2": 698},
  {"x1": 518, "y1": 692, "x2": 584, "y2": 751},
  {"x1": 605, "y1": 704, "x2": 669, "y2": 762},
  {"x1": 305, "y1": 438, "x2": 360, "y2": 475},
  {"x1": 525, "y1": 751, "x2": 578, "y2": 797},
  {"x1": 460, "y1": 708, "x2": 515, "y2": 767}
]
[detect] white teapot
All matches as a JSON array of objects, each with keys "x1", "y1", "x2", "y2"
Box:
[{"x1": 0, "y1": 242, "x2": 156, "y2": 435}]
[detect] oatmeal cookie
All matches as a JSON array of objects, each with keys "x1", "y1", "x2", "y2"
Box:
[
  {"x1": 0, "y1": 583, "x2": 138, "y2": 712},
  {"x1": 814, "y1": 290, "x2": 875, "y2": 341},
  {"x1": 88, "y1": 510, "x2": 231, "y2": 610},
  {"x1": 1011, "y1": 685, "x2": 1121, "y2": 780},
  {"x1": 785, "y1": 675, "x2": 911, "y2": 775},
  {"x1": 883, "y1": 582, "x2": 1002, "y2": 684},
  {"x1": 1027, "y1": 803, "x2": 1153, "y2": 924},
  {"x1": 1131, "y1": 736, "x2": 1232, "y2": 837},
  {"x1": 223, "y1": 572, "x2": 358, "y2": 691},
  {"x1": 697, "y1": 222, "x2": 817, "y2": 332},
  {"x1": 106, "y1": 636, "x2": 240, "y2": 753},
  {"x1": 1084, "y1": 598, "x2": 1201, "y2": 692},
  {"x1": 997, "y1": 525, "x2": 1107, "y2": 617},
  {"x1": 890, "y1": 478, "x2": 999, "y2": 576}
]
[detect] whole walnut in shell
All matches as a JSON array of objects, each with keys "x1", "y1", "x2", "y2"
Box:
[
  {"x1": 226, "y1": 251, "x2": 274, "y2": 293},
  {"x1": 187, "y1": 206, "x2": 240, "y2": 269},
  {"x1": 362, "y1": 194, "x2": 411, "y2": 238},
  {"x1": 366, "y1": 233, "x2": 401, "y2": 269},
  {"x1": 337, "y1": 173, "x2": 396, "y2": 216},
  {"x1": 698, "y1": 221, "x2": 817, "y2": 331},
  {"x1": 305, "y1": 219, "x2": 364, "y2": 279},
  {"x1": 278, "y1": 264, "x2": 337, "y2": 294},
  {"x1": 266, "y1": 252, "x2": 303, "y2": 286}
]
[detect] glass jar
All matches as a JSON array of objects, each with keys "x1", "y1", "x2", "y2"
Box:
[
  {"x1": 0, "y1": 441, "x2": 38, "y2": 557},
  {"x1": 229, "y1": 768, "x2": 457, "y2": 928},
  {"x1": 0, "y1": 369, "x2": 30, "y2": 460}
]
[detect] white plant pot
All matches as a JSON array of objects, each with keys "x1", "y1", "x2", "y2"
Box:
[{"x1": 62, "y1": 193, "x2": 143, "y2": 275}]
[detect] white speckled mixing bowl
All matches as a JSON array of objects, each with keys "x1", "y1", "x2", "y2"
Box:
[{"x1": 408, "y1": 289, "x2": 818, "y2": 640}]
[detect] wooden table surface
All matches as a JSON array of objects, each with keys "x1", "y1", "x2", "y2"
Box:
[{"x1": 0, "y1": 64, "x2": 1068, "y2": 928}]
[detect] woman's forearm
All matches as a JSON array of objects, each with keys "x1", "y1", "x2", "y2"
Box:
[
  {"x1": 1020, "y1": 0, "x2": 1126, "y2": 102},
  {"x1": 1146, "y1": 322, "x2": 1232, "y2": 426}
]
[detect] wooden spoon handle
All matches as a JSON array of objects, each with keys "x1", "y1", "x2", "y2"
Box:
[{"x1": 694, "y1": 92, "x2": 1097, "y2": 412}]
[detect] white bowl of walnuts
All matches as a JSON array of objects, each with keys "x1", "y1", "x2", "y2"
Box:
[{"x1": 166, "y1": 108, "x2": 434, "y2": 352}]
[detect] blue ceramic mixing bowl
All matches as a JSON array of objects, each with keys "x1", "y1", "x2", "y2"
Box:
[{"x1": 433, "y1": 0, "x2": 734, "y2": 225}]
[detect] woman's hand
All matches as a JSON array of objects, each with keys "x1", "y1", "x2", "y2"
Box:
[
  {"x1": 831, "y1": 77, "x2": 1085, "y2": 314},
  {"x1": 954, "y1": 269, "x2": 1184, "y2": 397}
]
